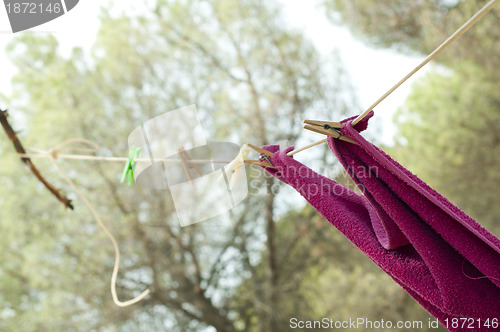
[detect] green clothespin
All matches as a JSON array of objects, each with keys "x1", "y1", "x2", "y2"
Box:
[{"x1": 121, "y1": 146, "x2": 141, "y2": 185}]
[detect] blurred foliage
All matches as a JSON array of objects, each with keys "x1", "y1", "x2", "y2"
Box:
[
  {"x1": 322, "y1": 0, "x2": 500, "y2": 78},
  {"x1": 4, "y1": 0, "x2": 495, "y2": 331},
  {"x1": 0, "y1": 0, "x2": 359, "y2": 331}
]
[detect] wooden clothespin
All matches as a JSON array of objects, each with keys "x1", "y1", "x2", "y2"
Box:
[
  {"x1": 121, "y1": 146, "x2": 141, "y2": 185},
  {"x1": 177, "y1": 146, "x2": 202, "y2": 184},
  {"x1": 246, "y1": 143, "x2": 274, "y2": 168},
  {"x1": 303, "y1": 120, "x2": 357, "y2": 145}
]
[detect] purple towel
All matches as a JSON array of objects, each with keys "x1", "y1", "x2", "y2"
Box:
[{"x1": 261, "y1": 113, "x2": 500, "y2": 331}]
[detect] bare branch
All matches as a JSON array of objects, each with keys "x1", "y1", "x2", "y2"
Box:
[{"x1": 0, "y1": 109, "x2": 74, "y2": 209}]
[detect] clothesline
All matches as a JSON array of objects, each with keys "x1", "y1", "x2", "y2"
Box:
[{"x1": 17, "y1": 152, "x2": 234, "y2": 164}]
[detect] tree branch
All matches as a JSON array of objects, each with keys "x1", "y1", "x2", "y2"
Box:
[{"x1": 0, "y1": 109, "x2": 74, "y2": 209}]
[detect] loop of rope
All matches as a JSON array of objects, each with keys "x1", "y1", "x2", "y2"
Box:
[
  {"x1": 28, "y1": 138, "x2": 99, "y2": 155},
  {"x1": 52, "y1": 138, "x2": 100, "y2": 154},
  {"x1": 42, "y1": 138, "x2": 150, "y2": 307}
]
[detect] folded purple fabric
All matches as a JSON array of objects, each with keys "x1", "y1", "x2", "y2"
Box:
[{"x1": 261, "y1": 113, "x2": 500, "y2": 331}]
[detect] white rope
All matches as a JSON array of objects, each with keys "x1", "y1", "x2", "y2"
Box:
[
  {"x1": 20, "y1": 152, "x2": 232, "y2": 164},
  {"x1": 352, "y1": 0, "x2": 499, "y2": 126},
  {"x1": 44, "y1": 139, "x2": 150, "y2": 307},
  {"x1": 286, "y1": 0, "x2": 499, "y2": 156}
]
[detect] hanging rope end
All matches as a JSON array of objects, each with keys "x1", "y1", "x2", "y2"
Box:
[{"x1": 112, "y1": 288, "x2": 151, "y2": 307}]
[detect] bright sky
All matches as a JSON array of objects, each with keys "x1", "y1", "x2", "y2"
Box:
[{"x1": 0, "y1": 0, "x2": 429, "y2": 144}]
